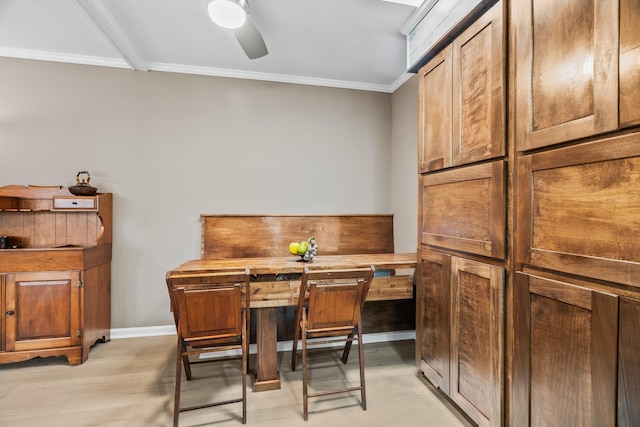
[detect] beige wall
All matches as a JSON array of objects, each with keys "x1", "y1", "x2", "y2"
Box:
[
  {"x1": 0, "y1": 57, "x2": 418, "y2": 329},
  {"x1": 390, "y1": 75, "x2": 418, "y2": 253}
]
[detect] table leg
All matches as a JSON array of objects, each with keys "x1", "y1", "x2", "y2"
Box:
[{"x1": 253, "y1": 307, "x2": 281, "y2": 391}]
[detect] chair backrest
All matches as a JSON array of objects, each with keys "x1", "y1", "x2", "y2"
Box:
[
  {"x1": 168, "y1": 269, "x2": 250, "y2": 345},
  {"x1": 300, "y1": 266, "x2": 375, "y2": 333}
]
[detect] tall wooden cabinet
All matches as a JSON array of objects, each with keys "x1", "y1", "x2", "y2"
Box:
[
  {"x1": 418, "y1": 0, "x2": 640, "y2": 425},
  {"x1": 416, "y1": 1, "x2": 506, "y2": 427},
  {"x1": 509, "y1": 0, "x2": 640, "y2": 425},
  {"x1": 0, "y1": 185, "x2": 112, "y2": 365}
]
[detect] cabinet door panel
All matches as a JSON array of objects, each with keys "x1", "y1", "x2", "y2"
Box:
[
  {"x1": 514, "y1": 0, "x2": 618, "y2": 150},
  {"x1": 513, "y1": 273, "x2": 617, "y2": 427},
  {"x1": 0, "y1": 274, "x2": 4, "y2": 352},
  {"x1": 419, "y1": 46, "x2": 452, "y2": 173},
  {"x1": 619, "y1": 296, "x2": 640, "y2": 427},
  {"x1": 620, "y1": 0, "x2": 640, "y2": 127},
  {"x1": 452, "y1": 1, "x2": 504, "y2": 166},
  {"x1": 450, "y1": 257, "x2": 504, "y2": 427},
  {"x1": 422, "y1": 160, "x2": 505, "y2": 258},
  {"x1": 418, "y1": 249, "x2": 451, "y2": 394},
  {"x1": 517, "y1": 132, "x2": 640, "y2": 287},
  {"x1": 5, "y1": 271, "x2": 81, "y2": 351}
]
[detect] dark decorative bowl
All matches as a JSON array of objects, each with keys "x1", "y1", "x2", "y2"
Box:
[{"x1": 69, "y1": 184, "x2": 97, "y2": 196}]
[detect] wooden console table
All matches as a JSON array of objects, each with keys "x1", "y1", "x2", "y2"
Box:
[{"x1": 166, "y1": 252, "x2": 416, "y2": 391}]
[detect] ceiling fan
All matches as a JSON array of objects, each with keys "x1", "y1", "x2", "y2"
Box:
[{"x1": 207, "y1": 0, "x2": 268, "y2": 59}]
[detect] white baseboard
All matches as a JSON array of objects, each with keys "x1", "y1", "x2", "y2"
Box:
[
  {"x1": 110, "y1": 325, "x2": 415, "y2": 358},
  {"x1": 110, "y1": 325, "x2": 176, "y2": 339}
]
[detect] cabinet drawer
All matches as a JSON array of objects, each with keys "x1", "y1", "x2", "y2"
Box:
[
  {"x1": 53, "y1": 197, "x2": 96, "y2": 210},
  {"x1": 517, "y1": 131, "x2": 640, "y2": 287},
  {"x1": 421, "y1": 160, "x2": 506, "y2": 258}
]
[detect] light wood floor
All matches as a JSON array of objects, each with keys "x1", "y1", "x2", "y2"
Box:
[{"x1": 0, "y1": 336, "x2": 474, "y2": 427}]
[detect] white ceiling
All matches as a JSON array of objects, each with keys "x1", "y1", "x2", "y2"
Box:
[{"x1": 0, "y1": 0, "x2": 420, "y2": 92}]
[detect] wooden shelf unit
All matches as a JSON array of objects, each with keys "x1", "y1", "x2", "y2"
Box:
[{"x1": 0, "y1": 185, "x2": 112, "y2": 365}]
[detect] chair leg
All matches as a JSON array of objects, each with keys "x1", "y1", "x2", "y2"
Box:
[
  {"x1": 357, "y1": 322, "x2": 366, "y2": 411},
  {"x1": 242, "y1": 311, "x2": 247, "y2": 424},
  {"x1": 341, "y1": 331, "x2": 355, "y2": 364},
  {"x1": 301, "y1": 309, "x2": 309, "y2": 421},
  {"x1": 174, "y1": 336, "x2": 183, "y2": 427},
  {"x1": 292, "y1": 309, "x2": 301, "y2": 371},
  {"x1": 182, "y1": 351, "x2": 192, "y2": 380}
]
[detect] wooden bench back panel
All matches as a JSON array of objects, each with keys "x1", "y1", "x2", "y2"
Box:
[{"x1": 201, "y1": 214, "x2": 394, "y2": 259}]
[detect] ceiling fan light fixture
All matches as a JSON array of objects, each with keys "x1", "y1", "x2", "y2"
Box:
[{"x1": 207, "y1": 0, "x2": 247, "y2": 29}]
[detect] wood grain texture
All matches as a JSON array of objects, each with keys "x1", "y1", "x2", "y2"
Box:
[
  {"x1": 0, "y1": 185, "x2": 71, "y2": 199},
  {"x1": 201, "y1": 215, "x2": 394, "y2": 259},
  {"x1": 530, "y1": 293, "x2": 591, "y2": 426},
  {"x1": 81, "y1": 263, "x2": 111, "y2": 363},
  {"x1": 172, "y1": 253, "x2": 416, "y2": 277},
  {"x1": 419, "y1": 249, "x2": 451, "y2": 394},
  {"x1": 514, "y1": 0, "x2": 619, "y2": 150},
  {"x1": 0, "y1": 187, "x2": 112, "y2": 366},
  {"x1": 254, "y1": 307, "x2": 280, "y2": 391},
  {"x1": 0, "y1": 274, "x2": 4, "y2": 353},
  {"x1": 618, "y1": 296, "x2": 640, "y2": 427},
  {"x1": 453, "y1": 1, "x2": 505, "y2": 166},
  {"x1": 5, "y1": 271, "x2": 81, "y2": 355},
  {"x1": 449, "y1": 257, "x2": 504, "y2": 427},
  {"x1": 419, "y1": 46, "x2": 453, "y2": 173},
  {"x1": 511, "y1": 273, "x2": 531, "y2": 427},
  {"x1": 0, "y1": 192, "x2": 111, "y2": 249},
  {"x1": 169, "y1": 252, "x2": 416, "y2": 392},
  {"x1": 515, "y1": 272, "x2": 618, "y2": 427},
  {"x1": 422, "y1": 161, "x2": 505, "y2": 258},
  {"x1": 533, "y1": 0, "x2": 595, "y2": 130},
  {"x1": 620, "y1": 0, "x2": 640, "y2": 127},
  {"x1": 168, "y1": 254, "x2": 415, "y2": 308},
  {"x1": 517, "y1": 131, "x2": 640, "y2": 287}
]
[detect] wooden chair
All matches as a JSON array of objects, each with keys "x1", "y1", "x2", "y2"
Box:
[
  {"x1": 291, "y1": 265, "x2": 375, "y2": 420},
  {"x1": 167, "y1": 268, "x2": 250, "y2": 426}
]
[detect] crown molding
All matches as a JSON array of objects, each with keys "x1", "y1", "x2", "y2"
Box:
[
  {"x1": 0, "y1": 47, "x2": 131, "y2": 69},
  {"x1": 148, "y1": 61, "x2": 395, "y2": 92},
  {"x1": 0, "y1": 48, "x2": 402, "y2": 93}
]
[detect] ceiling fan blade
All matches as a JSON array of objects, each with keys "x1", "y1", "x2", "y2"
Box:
[{"x1": 234, "y1": 16, "x2": 268, "y2": 59}]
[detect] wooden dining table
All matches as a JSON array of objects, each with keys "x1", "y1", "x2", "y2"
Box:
[{"x1": 166, "y1": 252, "x2": 417, "y2": 391}]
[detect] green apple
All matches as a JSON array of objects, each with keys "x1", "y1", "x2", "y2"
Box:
[{"x1": 297, "y1": 241, "x2": 308, "y2": 255}]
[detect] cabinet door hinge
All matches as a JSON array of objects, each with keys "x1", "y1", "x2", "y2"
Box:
[
  {"x1": 77, "y1": 279, "x2": 84, "y2": 288},
  {"x1": 76, "y1": 328, "x2": 83, "y2": 337}
]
